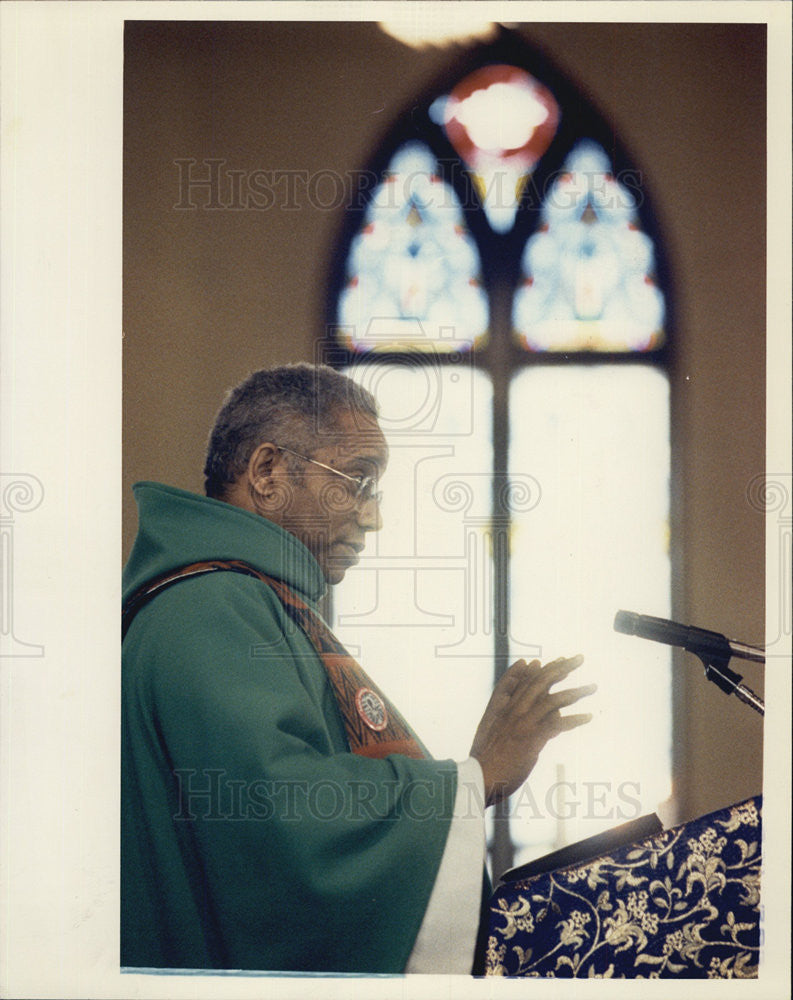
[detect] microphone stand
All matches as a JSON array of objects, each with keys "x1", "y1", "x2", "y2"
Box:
[{"x1": 694, "y1": 645, "x2": 765, "y2": 716}]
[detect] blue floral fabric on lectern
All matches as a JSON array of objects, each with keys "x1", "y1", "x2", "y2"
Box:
[{"x1": 486, "y1": 797, "x2": 761, "y2": 978}]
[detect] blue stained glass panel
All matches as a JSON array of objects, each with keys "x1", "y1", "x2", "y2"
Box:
[
  {"x1": 337, "y1": 142, "x2": 489, "y2": 353},
  {"x1": 513, "y1": 141, "x2": 666, "y2": 352}
]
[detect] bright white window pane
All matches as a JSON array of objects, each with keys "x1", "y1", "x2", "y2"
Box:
[
  {"x1": 508, "y1": 365, "x2": 672, "y2": 865},
  {"x1": 332, "y1": 363, "x2": 493, "y2": 761}
]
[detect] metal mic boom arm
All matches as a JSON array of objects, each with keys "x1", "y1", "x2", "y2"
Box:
[{"x1": 613, "y1": 611, "x2": 765, "y2": 717}]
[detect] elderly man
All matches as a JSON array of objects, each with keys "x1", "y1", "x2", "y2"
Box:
[{"x1": 121, "y1": 363, "x2": 594, "y2": 974}]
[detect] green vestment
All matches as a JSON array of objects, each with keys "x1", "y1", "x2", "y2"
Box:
[{"x1": 121, "y1": 483, "x2": 458, "y2": 973}]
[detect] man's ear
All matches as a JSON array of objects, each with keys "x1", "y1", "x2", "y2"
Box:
[{"x1": 246, "y1": 442, "x2": 281, "y2": 497}]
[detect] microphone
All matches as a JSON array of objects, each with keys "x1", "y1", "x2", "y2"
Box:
[
  {"x1": 614, "y1": 611, "x2": 765, "y2": 664},
  {"x1": 614, "y1": 610, "x2": 765, "y2": 715}
]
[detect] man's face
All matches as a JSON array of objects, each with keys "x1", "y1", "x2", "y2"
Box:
[{"x1": 269, "y1": 408, "x2": 388, "y2": 584}]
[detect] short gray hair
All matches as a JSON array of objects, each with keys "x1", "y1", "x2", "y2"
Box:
[{"x1": 204, "y1": 363, "x2": 378, "y2": 499}]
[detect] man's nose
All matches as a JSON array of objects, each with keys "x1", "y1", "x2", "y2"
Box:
[{"x1": 356, "y1": 496, "x2": 382, "y2": 532}]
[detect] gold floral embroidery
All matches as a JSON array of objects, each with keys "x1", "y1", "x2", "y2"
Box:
[
  {"x1": 486, "y1": 797, "x2": 761, "y2": 978},
  {"x1": 485, "y1": 935, "x2": 507, "y2": 975},
  {"x1": 492, "y1": 895, "x2": 534, "y2": 940}
]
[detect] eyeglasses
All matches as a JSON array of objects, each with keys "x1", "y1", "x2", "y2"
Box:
[{"x1": 277, "y1": 446, "x2": 383, "y2": 505}]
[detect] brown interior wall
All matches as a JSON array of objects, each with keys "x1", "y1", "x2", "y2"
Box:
[{"x1": 123, "y1": 20, "x2": 766, "y2": 824}]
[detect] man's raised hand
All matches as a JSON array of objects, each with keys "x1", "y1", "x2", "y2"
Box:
[{"x1": 470, "y1": 655, "x2": 596, "y2": 807}]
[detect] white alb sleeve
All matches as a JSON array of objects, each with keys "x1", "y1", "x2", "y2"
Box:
[{"x1": 404, "y1": 756, "x2": 487, "y2": 974}]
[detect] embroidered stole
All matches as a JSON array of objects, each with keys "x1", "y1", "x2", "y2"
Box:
[{"x1": 122, "y1": 559, "x2": 427, "y2": 760}]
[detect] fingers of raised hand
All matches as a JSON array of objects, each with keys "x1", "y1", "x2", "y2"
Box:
[
  {"x1": 514, "y1": 655, "x2": 585, "y2": 699},
  {"x1": 534, "y1": 706, "x2": 594, "y2": 745},
  {"x1": 544, "y1": 682, "x2": 597, "y2": 715},
  {"x1": 504, "y1": 658, "x2": 542, "y2": 686},
  {"x1": 509, "y1": 656, "x2": 586, "y2": 711},
  {"x1": 517, "y1": 677, "x2": 596, "y2": 740},
  {"x1": 540, "y1": 654, "x2": 585, "y2": 686},
  {"x1": 550, "y1": 711, "x2": 594, "y2": 734},
  {"x1": 492, "y1": 658, "x2": 542, "y2": 704}
]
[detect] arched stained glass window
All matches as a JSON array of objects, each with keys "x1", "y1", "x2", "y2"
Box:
[
  {"x1": 513, "y1": 140, "x2": 665, "y2": 351},
  {"x1": 338, "y1": 143, "x2": 489, "y2": 352},
  {"x1": 325, "y1": 30, "x2": 673, "y2": 879}
]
